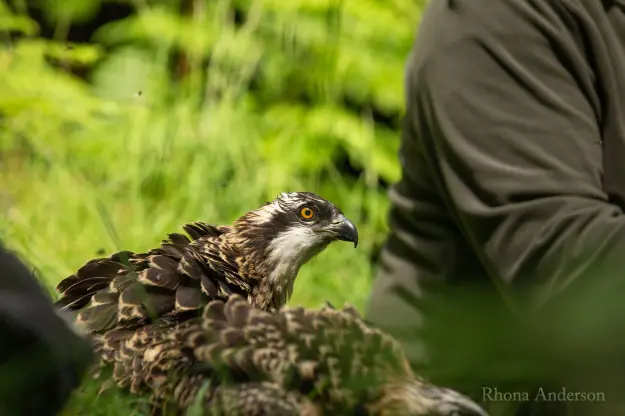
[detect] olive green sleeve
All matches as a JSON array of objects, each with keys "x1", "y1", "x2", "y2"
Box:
[
  {"x1": 402, "y1": 0, "x2": 625, "y2": 311},
  {"x1": 367, "y1": 1, "x2": 625, "y2": 397},
  {"x1": 368, "y1": 0, "x2": 625, "y2": 336}
]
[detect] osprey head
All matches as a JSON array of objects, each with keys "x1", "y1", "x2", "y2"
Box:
[
  {"x1": 267, "y1": 191, "x2": 358, "y2": 248},
  {"x1": 232, "y1": 192, "x2": 358, "y2": 300},
  {"x1": 235, "y1": 192, "x2": 358, "y2": 249}
]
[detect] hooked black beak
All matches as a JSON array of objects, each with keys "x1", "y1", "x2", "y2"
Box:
[{"x1": 336, "y1": 217, "x2": 359, "y2": 248}]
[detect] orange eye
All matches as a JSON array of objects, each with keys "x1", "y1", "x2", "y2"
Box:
[{"x1": 299, "y1": 206, "x2": 316, "y2": 220}]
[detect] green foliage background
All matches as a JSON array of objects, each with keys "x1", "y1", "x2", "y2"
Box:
[{"x1": 0, "y1": 0, "x2": 425, "y2": 413}]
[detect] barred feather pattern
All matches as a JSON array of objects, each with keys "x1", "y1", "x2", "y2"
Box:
[
  {"x1": 206, "y1": 382, "x2": 306, "y2": 416},
  {"x1": 55, "y1": 222, "x2": 243, "y2": 334},
  {"x1": 53, "y1": 221, "x2": 261, "y2": 383},
  {"x1": 110, "y1": 296, "x2": 487, "y2": 416},
  {"x1": 56, "y1": 192, "x2": 356, "y2": 340},
  {"x1": 54, "y1": 192, "x2": 361, "y2": 410}
]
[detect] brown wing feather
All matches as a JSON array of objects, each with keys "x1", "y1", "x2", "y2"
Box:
[
  {"x1": 54, "y1": 222, "x2": 250, "y2": 335},
  {"x1": 170, "y1": 296, "x2": 413, "y2": 414},
  {"x1": 207, "y1": 382, "x2": 312, "y2": 416},
  {"x1": 83, "y1": 296, "x2": 485, "y2": 416},
  {"x1": 55, "y1": 256, "x2": 130, "y2": 310},
  {"x1": 90, "y1": 299, "x2": 323, "y2": 414}
]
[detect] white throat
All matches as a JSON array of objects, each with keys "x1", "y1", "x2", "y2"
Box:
[{"x1": 265, "y1": 226, "x2": 329, "y2": 295}]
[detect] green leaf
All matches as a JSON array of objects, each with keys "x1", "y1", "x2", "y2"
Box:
[{"x1": 37, "y1": 0, "x2": 103, "y2": 24}]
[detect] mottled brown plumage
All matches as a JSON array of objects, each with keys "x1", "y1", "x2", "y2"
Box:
[
  {"x1": 54, "y1": 192, "x2": 357, "y2": 376},
  {"x1": 56, "y1": 192, "x2": 357, "y2": 326},
  {"x1": 109, "y1": 296, "x2": 487, "y2": 416},
  {"x1": 54, "y1": 192, "x2": 484, "y2": 415},
  {"x1": 206, "y1": 382, "x2": 314, "y2": 416}
]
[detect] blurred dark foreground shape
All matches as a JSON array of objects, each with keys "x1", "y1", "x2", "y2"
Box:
[{"x1": 0, "y1": 243, "x2": 92, "y2": 416}]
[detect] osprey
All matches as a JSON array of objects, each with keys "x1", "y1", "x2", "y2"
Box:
[
  {"x1": 107, "y1": 296, "x2": 488, "y2": 416},
  {"x1": 55, "y1": 191, "x2": 358, "y2": 335}
]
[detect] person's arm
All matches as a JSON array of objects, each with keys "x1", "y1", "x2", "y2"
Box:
[
  {"x1": 369, "y1": 0, "x2": 625, "y2": 384},
  {"x1": 365, "y1": 0, "x2": 625, "y2": 401},
  {"x1": 0, "y1": 244, "x2": 93, "y2": 416},
  {"x1": 409, "y1": 1, "x2": 625, "y2": 315}
]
